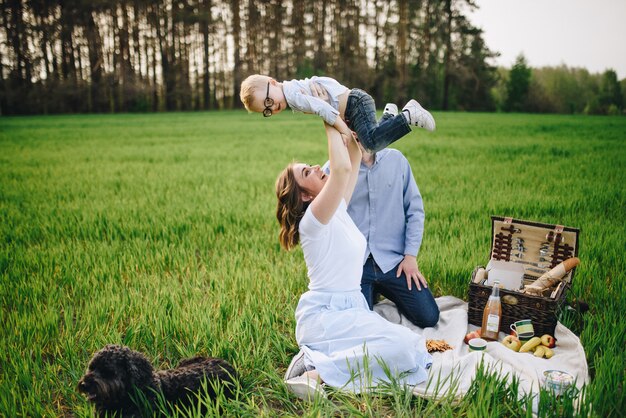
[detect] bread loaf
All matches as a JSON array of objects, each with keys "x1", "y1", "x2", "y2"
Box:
[{"x1": 523, "y1": 257, "x2": 580, "y2": 296}]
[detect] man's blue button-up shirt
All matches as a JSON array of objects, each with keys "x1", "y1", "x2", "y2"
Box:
[{"x1": 324, "y1": 148, "x2": 425, "y2": 273}]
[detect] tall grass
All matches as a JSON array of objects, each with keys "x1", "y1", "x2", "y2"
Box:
[{"x1": 1, "y1": 111, "x2": 624, "y2": 416}]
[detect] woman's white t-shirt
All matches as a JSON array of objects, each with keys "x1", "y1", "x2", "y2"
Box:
[{"x1": 299, "y1": 200, "x2": 366, "y2": 292}]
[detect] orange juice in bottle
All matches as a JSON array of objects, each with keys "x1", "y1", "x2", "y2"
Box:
[{"x1": 481, "y1": 280, "x2": 502, "y2": 341}]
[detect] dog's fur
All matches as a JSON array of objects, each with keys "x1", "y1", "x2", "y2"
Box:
[{"x1": 78, "y1": 344, "x2": 237, "y2": 417}]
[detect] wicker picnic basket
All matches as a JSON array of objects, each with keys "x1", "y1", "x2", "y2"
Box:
[{"x1": 468, "y1": 216, "x2": 580, "y2": 337}]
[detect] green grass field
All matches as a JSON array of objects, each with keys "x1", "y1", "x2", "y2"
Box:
[{"x1": 1, "y1": 111, "x2": 624, "y2": 417}]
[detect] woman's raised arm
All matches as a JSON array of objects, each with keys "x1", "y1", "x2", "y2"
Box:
[
  {"x1": 308, "y1": 124, "x2": 352, "y2": 224},
  {"x1": 343, "y1": 132, "x2": 362, "y2": 204}
]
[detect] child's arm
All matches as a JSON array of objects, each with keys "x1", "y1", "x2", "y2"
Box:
[{"x1": 286, "y1": 81, "x2": 349, "y2": 129}]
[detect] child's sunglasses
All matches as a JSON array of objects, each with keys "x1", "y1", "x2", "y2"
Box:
[{"x1": 263, "y1": 82, "x2": 273, "y2": 117}]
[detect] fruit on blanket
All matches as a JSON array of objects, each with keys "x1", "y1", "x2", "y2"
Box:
[
  {"x1": 464, "y1": 330, "x2": 481, "y2": 345},
  {"x1": 543, "y1": 347, "x2": 554, "y2": 359},
  {"x1": 541, "y1": 334, "x2": 556, "y2": 348},
  {"x1": 534, "y1": 346, "x2": 547, "y2": 358},
  {"x1": 519, "y1": 337, "x2": 542, "y2": 353},
  {"x1": 502, "y1": 335, "x2": 522, "y2": 352}
]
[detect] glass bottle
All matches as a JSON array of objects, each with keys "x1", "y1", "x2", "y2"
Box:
[{"x1": 481, "y1": 280, "x2": 502, "y2": 341}]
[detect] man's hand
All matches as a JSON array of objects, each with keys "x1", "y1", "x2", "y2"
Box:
[{"x1": 396, "y1": 255, "x2": 428, "y2": 291}]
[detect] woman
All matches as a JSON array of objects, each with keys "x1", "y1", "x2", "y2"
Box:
[{"x1": 275, "y1": 123, "x2": 432, "y2": 399}]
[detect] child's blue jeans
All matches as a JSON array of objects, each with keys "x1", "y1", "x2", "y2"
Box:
[{"x1": 344, "y1": 89, "x2": 411, "y2": 153}]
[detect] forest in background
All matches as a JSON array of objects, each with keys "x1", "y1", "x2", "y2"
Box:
[{"x1": 1, "y1": 0, "x2": 624, "y2": 116}]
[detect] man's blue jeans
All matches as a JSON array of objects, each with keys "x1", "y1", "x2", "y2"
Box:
[
  {"x1": 344, "y1": 89, "x2": 411, "y2": 153},
  {"x1": 361, "y1": 256, "x2": 440, "y2": 328}
]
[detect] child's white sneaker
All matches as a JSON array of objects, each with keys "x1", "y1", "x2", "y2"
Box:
[
  {"x1": 383, "y1": 103, "x2": 398, "y2": 117},
  {"x1": 285, "y1": 374, "x2": 327, "y2": 400},
  {"x1": 402, "y1": 99, "x2": 436, "y2": 131},
  {"x1": 284, "y1": 349, "x2": 306, "y2": 381}
]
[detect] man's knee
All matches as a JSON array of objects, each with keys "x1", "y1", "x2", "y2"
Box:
[
  {"x1": 421, "y1": 307, "x2": 440, "y2": 328},
  {"x1": 406, "y1": 305, "x2": 439, "y2": 328}
]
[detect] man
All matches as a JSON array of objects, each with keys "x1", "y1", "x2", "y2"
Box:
[{"x1": 326, "y1": 103, "x2": 439, "y2": 327}]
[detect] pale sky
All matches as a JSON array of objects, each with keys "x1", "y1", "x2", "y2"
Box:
[{"x1": 468, "y1": 0, "x2": 626, "y2": 79}]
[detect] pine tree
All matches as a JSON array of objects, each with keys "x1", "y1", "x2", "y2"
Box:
[
  {"x1": 599, "y1": 69, "x2": 623, "y2": 114},
  {"x1": 505, "y1": 54, "x2": 531, "y2": 112}
]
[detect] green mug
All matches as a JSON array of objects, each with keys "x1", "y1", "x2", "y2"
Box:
[{"x1": 510, "y1": 319, "x2": 534, "y2": 340}]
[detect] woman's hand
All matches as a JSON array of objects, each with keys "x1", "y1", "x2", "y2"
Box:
[
  {"x1": 338, "y1": 133, "x2": 351, "y2": 147},
  {"x1": 309, "y1": 82, "x2": 330, "y2": 103},
  {"x1": 396, "y1": 255, "x2": 428, "y2": 291},
  {"x1": 310, "y1": 83, "x2": 350, "y2": 145},
  {"x1": 338, "y1": 130, "x2": 358, "y2": 147}
]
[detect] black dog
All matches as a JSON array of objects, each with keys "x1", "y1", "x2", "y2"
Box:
[{"x1": 78, "y1": 344, "x2": 238, "y2": 416}]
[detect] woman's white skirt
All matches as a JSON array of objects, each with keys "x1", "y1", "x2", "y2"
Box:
[{"x1": 295, "y1": 289, "x2": 432, "y2": 392}]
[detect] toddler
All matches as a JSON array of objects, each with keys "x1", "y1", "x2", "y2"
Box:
[{"x1": 239, "y1": 74, "x2": 435, "y2": 153}]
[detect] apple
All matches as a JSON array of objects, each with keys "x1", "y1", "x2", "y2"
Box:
[
  {"x1": 502, "y1": 335, "x2": 522, "y2": 352},
  {"x1": 541, "y1": 334, "x2": 556, "y2": 348},
  {"x1": 464, "y1": 330, "x2": 481, "y2": 345}
]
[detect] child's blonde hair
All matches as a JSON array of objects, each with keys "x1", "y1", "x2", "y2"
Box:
[{"x1": 240, "y1": 74, "x2": 272, "y2": 112}]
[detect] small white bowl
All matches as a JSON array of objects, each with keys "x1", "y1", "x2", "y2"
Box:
[
  {"x1": 469, "y1": 337, "x2": 487, "y2": 352},
  {"x1": 543, "y1": 370, "x2": 574, "y2": 396}
]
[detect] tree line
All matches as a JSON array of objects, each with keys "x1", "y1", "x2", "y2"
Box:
[
  {"x1": 0, "y1": 0, "x2": 500, "y2": 114},
  {"x1": 495, "y1": 55, "x2": 625, "y2": 115},
  {"x1": 0, "y1": 0, "x2": 623, "y2": 116}
]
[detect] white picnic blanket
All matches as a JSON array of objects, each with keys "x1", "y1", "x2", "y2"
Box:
[{"x1": 374, "y1": 296, "x2": 589, "y2": 402}]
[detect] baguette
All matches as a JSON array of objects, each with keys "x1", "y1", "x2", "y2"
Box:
[{"x1": 523, "y1": 257, "x2": 579, "y2": 296}]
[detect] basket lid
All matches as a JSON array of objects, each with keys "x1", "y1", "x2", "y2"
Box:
[{"x1": 489, "y1": 216, "x2": 580, "y2": 284}]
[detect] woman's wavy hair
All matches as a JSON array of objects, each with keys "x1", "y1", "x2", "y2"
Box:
[{"x1": 275, "y1": 162, "x2": 310, "y2": 250}]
